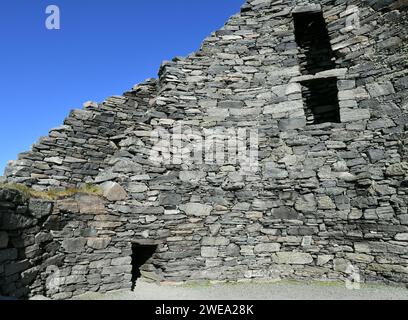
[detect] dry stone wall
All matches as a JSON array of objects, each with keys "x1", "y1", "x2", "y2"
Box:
[
  {"x1": 0, "y1": 189, "x2": 55, "y2": 298},
  {"x1": 5, "y1": 80, "x2": 157, "y2": 190},
  {"x1": 1, "y1": 0, "x2": 408, "y2": 299}
]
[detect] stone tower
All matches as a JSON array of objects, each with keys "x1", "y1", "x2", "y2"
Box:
[{"x1": 1, "y1": 0, "x2": 408, "y2": 299}]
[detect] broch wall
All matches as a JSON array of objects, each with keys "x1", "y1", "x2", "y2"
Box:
[{"x1": 1, "y1": 0, "x2": 408, "y2": 299}]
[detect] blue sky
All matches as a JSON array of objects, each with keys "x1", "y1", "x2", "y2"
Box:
[{"x1": 0, "y1": 0, "x2": 244, "y2": 174}]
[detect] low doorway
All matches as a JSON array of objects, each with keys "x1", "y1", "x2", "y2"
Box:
[{"x1": 131, "y1": 243, "x2": 158, "y2": 290}]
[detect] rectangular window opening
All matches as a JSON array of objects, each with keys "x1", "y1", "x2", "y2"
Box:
[
  {"x1": 293, "y1": 11, "x2": 335, "y2": 75},
  {"x1": 301, "y1": 78, "x2": 340, "y2": 125}
]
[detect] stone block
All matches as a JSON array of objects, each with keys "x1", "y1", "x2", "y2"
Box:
[
  {"x1": 317, "y1": 196, "x2": 336, "y2": 210},
  {"x1": 102, "y1": 265, "x2": 132, "y2": 275},
  {"x1": 395, "y1": 233, "x2": 408, "y2": 241},
  {"x1": 333, "y1": 259, "x2": 351, "y2": 273},
  {"x1": 127, "y1": 183, "x2": 148, "y2": 193},
  {"x1": 386, "y1": 163, "x2": 407, "y2": 176},
  {"x1": 399, "y1": 215, "x2": 408, "y2": 225},
  {"x1": 254, "y1": 243, "x2": 280, "y2": 253},
  {"x1": 395, "y1": 76, "x2": 408, "y2": 90},
  {"x1": 179, "y1": 171, "x2": 206, "y2": 184},
  {"x1": 87, "y1": 237, "x2": 111, "y2": 250},
  {"x1": 271, "y1": 207, "x2": 299, "y2": 220},
  {"x1": 35, "y1": 232, "x2": 52, "y2": 244},
  {"x1": 317, "y1": 255, "x2": 334, "y2": 266},
  {"x1": 366, "y1": 82, "x2": 395, "y2": 97},
  {"x1": 0, "y1": 248, "x2": 18, "y2": 263},
  {"x1": 111, "y1": 257, "x2": 132, "y2": 266},
  {"x1": 100, "y1": 182, "x2": 128, "y2": 201},
  {"x1": 201, "y1": 247, "x2": 219, "y2": 258},
  {"x1": 159, "y1": 192, "x2": 182, "y2": 207},
  {"x1": 346, "y1": 253, "x2": 374, "y2": 263},
  {"x1": 1, "y1": 212, "x2": 35, "y2": 230},
  {"x1": 202, "y1": 237, "x2": 230, "y2": 246},
  {"x1": 28, "y1": 199, "x2": 53, "y2": 218},
  {"x1": 264, "y1": 101, "x2": 303, "y2": 116},
  {"x1": 57, "y1": 199, "x2": 79, "y2": 213},
  {"x1": 273, "y1": 252, "x2": 313, "y2": 265},
  {"x1": 0, "y1": 232, "x2": 8, "y2": 249},
  {"x1": 5, "y1": 260, "x2": 30, "y2": 276},
  {"x1": 226, "y1": 244, "x2": 240, "y2": 257},
  {"x1": 295, "y1": 194, "x2": 316, "y2": 213},
  {"x1": 180, "y1": 203, "x2": 212, "y2": 217},
  {"x1": 62, "y1": 238, "x2": 87, "y2": 253},
  {"x1": 76, "y1": 194, "x2": 106, "y2": 215},
  {"x1": 341, "y1": 108, "x2": 370, "y2": 122},
  {"x1": 264, "y1": 162, "x2": 288, "y2": 179},
  {"x1": 288, "y1": 226, "x2": 317, "y2": 236}
]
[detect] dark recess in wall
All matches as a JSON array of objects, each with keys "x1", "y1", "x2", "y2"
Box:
[
  {"x1": 131, "y1": 243, "x2": 157, "y2": 290},
  {"x1": 301, "y1": 78, "x2": 341, "y2": 125},
  {"x1": 293, "y1": 11, "x2": 336, "y2": 75}
]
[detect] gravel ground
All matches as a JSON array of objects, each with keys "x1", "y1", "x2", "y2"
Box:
[{"x1": 73, "y1": 280, "x2": 408, "y2": 300}]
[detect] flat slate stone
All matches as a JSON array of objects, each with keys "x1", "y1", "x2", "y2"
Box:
[{"x1": 273, "y1": 252, "x2": 314, "y2": 265}]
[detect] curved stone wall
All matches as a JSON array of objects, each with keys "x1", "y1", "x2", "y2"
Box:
[
  {"x1": 1, "y1": 0, "x2": 408, "y2": 299},
  {"x1": 0, "y1": 189, "x2": 55, "y2": 298}
]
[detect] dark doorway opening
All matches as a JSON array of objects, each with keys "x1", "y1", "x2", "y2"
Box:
[
  {"x1": 293, "y1": 11, "x2": 335, "y2": 75},
  {"x1": 131, "y1": 243, "x2": 157, "y2": 291},
  {"x1": 301, "y1": 78, "x2": 340, "y2": 125}
]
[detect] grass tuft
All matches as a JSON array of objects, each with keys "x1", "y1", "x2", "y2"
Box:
[{"x1": 0, "y1": 183, "x2": 103, "y2": 200}]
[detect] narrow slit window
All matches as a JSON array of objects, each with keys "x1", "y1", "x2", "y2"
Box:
[
  {"x1": 301, "y1": 78, "x2": 340, "y2": 125},
  {"x1": 293, "y1": 11, "x2": 335, "y2": 75}
]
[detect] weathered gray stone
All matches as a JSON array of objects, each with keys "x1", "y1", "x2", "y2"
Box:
[
  {"x1": 180, "y1": 203, "x2": 212, "y2": 216},
  {"x1": 288, "y1": 226, "x2": 317, "y2": 236},
  {"x1": 0, "y1": 248, "x2": 17, "y2": 263},
  {"x1": 367, "y1": 149, "x2": 385, "y2": 163},
  {"x1": 202, "y1": 237, "x2": 230, "y2": 246},
  {"x1": 0, "y1": 232, "x2": 8, "y2": 249},
  {"x1": 35, "y1": 232, "x2": 52, "y2": 244},
  {"x1": 395, "y1": 233, "x2": 408, "y2": 241},
  {"x1": 386, "y1": 163, "x2": 407, "y2": 176},
  {"x1": 111, "y1": 256, "x2": 132, "y2": 266},
  {"x1": 62, "y1": 238, "x2": 87, "y2": 253},
  {"x1": 295, "y1": 194, "x2": 316, "y2": 213},
  {"x1": 76, "y1": 194, "x2": 106, "y2": 215},
  {"x1": 5, "y1": 260, "x2": 30, "y2": 276},
  {"x1": 180, "y1": 171, "x2": 206, "y2": 184},
  {"x1": 317, "y1": 255, "x2": 334, "y2": 266},
  {"x1": 226, "y1": 244, "x2": 240, "y2": 257},
  {"x1": 346, "y1": 253, "x2": 375, "y2": 263},
  {"x1": 271, "y1": 207, "x2": 299, "y2": 220},
  {"x1": 264, "y1": 162, "x2": 289, "y2": 179},
  {"x1": 349, "y1": 208, "x2": 363, "y2": 220},
  {"x1": 127, "y1": 183, "x2": 148, "y2": 193},
  {"x1": 29, "y1": 199, "x2": 53, "y2": 219},
  {"x1": 333, "y1": 259, "x2": 351, "y2": 273},
  {"x1": 87, "y1": 237, "x2": 111, "y2": 250},
  {"x1": 317, "y1": 196, "x2": 336, "y2": 210},
  {"x1": 254, "y1": 243, "x2": 280, "y2": 253},
  {"x1": 341, "y1": 108, "x2": 370, "y2": 122},
  {"x1": 273, "y1": 252, "x2": 314, "y2": 265},
  {"x1": 159, "y1": 192, "x2": 182, "y2": 207},
  {"x1": 57, "y1": 199, "x2": 79, "y2": 213},
  {"x1": 100, "y1": 182, "x2": 128, "y2": 201},
  {"x1": 399, "y1": 215, "x2": 408, "y2": 225},
  {"x1": 201, "y1": 247, "x2": 218, "y2": 258},
  {"x1": 366, "y1": 82, "x2": 395, "y2": 97},
  {"x1": 112, "y1": 159, "x2": 143, "y2": 174}
]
